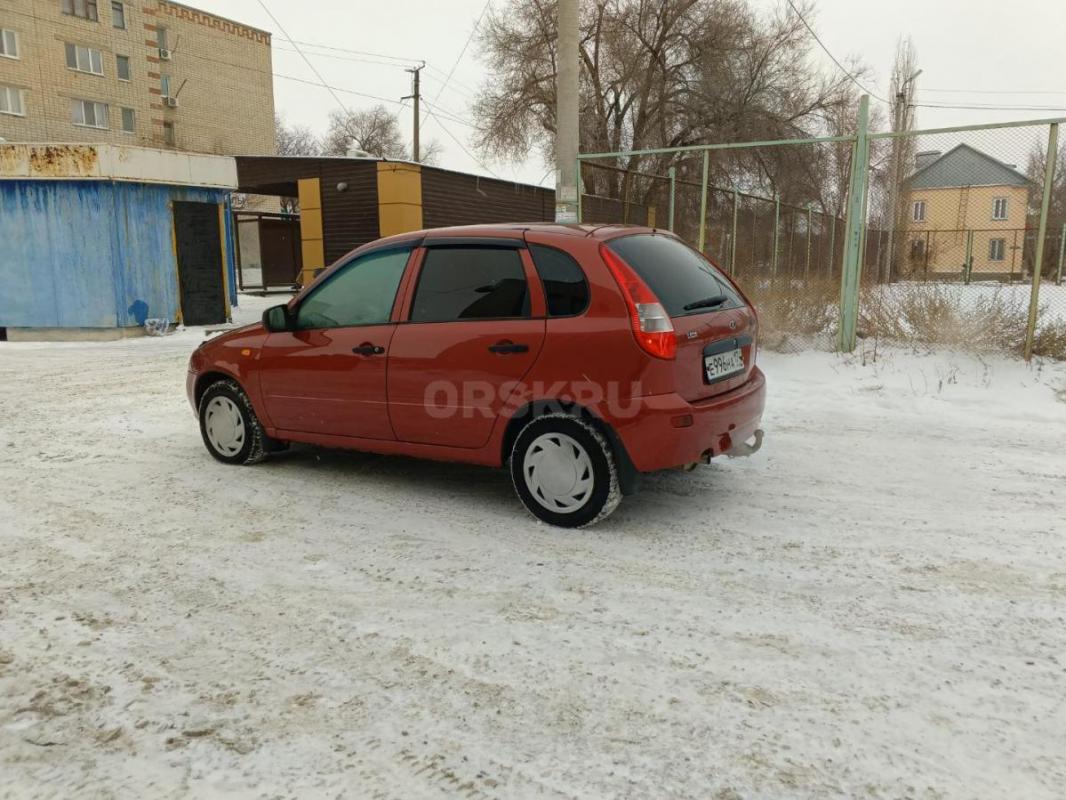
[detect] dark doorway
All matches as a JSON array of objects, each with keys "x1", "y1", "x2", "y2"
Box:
[{"x1": 174, "y1": 201, "x2": 226, "y2": 326}]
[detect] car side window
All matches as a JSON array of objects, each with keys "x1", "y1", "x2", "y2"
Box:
[
  {"x1": 295, "y1": 248, "x2": 410, "y2": 330},
  {"x1": 529, "y1": 244, "x2": 589, "y2": 316},
  {"x1": 410, "y1": 246, "x2": 530, "y2": 322}
]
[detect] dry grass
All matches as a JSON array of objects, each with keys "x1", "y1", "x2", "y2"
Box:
[
  {"x1": 859, "y1": 283, "x2": 1066, "y2": 359},
  {"x1": 740, "y1": 277, "x2": 840, "y2": 352}
]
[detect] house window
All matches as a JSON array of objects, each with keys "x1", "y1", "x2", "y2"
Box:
[
  {"x1": 65, "y1": 43, "x2": 104, "y2": 75},
  {"x1": 62, "y1": 0, "x2": 99, "y2": 21},
  {"x1": 160, "y1": 74, "x2": 171, "y2": 97},
  {"x1": 992, "y1": 197, "x2": 1008, "y2": 221},
  {"x1": 71, "y1": 98, "x2": 109, "y2": 128},
  {"x1": 111, "y1": 1, "x2": 125, "y2": 28},
  {"x1": 116, "y1": 54, "x2": 130, "y2": 80},
  {"x1": 989, "y1": 238, "x2": 1006, "y2": 262},
  {"x1": 0, "y1": 29, "x2": 19, "y2": 59},
  {"x1": 162, "y1": 120, "x2": 175, "y2": 145},
  {"x1": 157, "y1": 27, "x2": 168, "y2": 50},
  {"x1": 912, "y1": 200, "x2": 926, "y2": 222},
  {"x1": 120, "y1": 107, "x2": 135, "y2": 132},
  {"x1": 910, "y1": 238, "x2": 926, "y2": 261},
  {"x1": 0, "y1": 84, "x2": 26, "y2": 116}
]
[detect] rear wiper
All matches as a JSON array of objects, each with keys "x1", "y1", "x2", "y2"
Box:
[{"x1": 683, "y1": 294, "x2": 727, "y2": 311}]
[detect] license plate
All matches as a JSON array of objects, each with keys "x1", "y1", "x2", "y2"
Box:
[{"x1": 704, "y1": 348, "x2": 744, "y2": 382}]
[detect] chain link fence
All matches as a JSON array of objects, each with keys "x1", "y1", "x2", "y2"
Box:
[{"x1": 577, "y1": 110, "x2": 1066, "y2": 360}]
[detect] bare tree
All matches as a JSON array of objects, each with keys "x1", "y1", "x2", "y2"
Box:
[
  {"x1": 1025, "y1": 140, "x2": 1066, "y2": 277},
  {"x1": 275, "y1": 114, "x2": 321, "y2": 156},
  {"x1": 322, "y1": 105, "x2": 409, "y2": 158},
  {"x1": 473, "y1": 0, "x2": 869, "y2": 211},
  {"x1": 883, "y1": 36, "x2": 920, "y2": 281}
]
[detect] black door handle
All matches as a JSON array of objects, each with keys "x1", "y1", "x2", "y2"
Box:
[
  {"x1": 488, "y1": 341, "x2": 529, "y2": 354},
  {"x1": 352, "y1": 344, "x2": 385, "y2": 356}
]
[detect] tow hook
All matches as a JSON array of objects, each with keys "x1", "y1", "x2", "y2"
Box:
[{"x1": 726, "y1": 429, "x2": 764, "y2": 458}]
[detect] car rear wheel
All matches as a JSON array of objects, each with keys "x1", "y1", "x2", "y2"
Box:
[
  {"x1": 198, "y1": 378, "x2": 268, "y2": 465},
  {"x1": 510, "y1": 414, "x2": 621, "y2": 528}
]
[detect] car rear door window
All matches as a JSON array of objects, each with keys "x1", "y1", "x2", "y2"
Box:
[
  {"x1": 410, "y1": 246, "x2": 529, "y2": 322},
  {"x1": 295, "y1": 247, "x2": 410, "y2": 329},
  {"x1": 608, "y1": 234, "x2": 743, "y2": 317},
  {"x1": 529, "y1": 245, "x2": 589, "y2": 316}
]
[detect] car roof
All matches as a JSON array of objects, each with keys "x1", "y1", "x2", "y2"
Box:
[{"x1": 366, "y1": 222, "x2": 662, "y2": 250}]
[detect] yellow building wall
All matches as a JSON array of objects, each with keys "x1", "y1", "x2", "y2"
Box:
[
  {"x1": 376, "y1": 162, "x2": 422, "y2": 237},
  {"x1": 904, "y1": 184, "x2": 1031, "y2": 275},
  {"x1": 297, "y1": 177, "x2": 324, "y2": 286}
]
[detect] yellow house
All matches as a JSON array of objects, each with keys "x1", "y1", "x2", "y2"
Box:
[{"x1": 903, "y1": 145, "x2": 1032, "y2": 277}]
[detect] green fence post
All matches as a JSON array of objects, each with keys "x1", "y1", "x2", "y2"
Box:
[
  {"x1": 828, "y1": 215, "x2": 836, "y2": 275},
  {"x1": 1057, "y1": 221, "x2": 1065, "y2": 285},
  {"x1": 697, "y1": 150, "x2": 710, "y2": 252},
  {"x1": 1024, "y1": 122, "x2": 1059, "y2": 361},
  {"x1": 730, "y1": 188, "x2": 739, "y2": 275},
  {"x1": 667, "y1": 166, "x2": 676, "y2": 232},
  {"x1": 964, "y1": 229, "x2": 974, "y2": 284},
  {"x1": 838, "y1": 95, "x2": 870, "y2": 353},
  {"x1": 771, "y1": 195, "x2": 780, "y2": 281}
]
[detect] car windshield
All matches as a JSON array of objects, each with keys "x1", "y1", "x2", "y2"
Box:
[{"x1": 607, "y1": 233, "x2": 743, "y2": 317}]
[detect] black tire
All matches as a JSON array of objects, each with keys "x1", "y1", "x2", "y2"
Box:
[
  {"x1": 198, "y1": 378, "x2": 269, "y2": 466},
  {"x1": 510, "y1": 413, "x2": 621, "y2": 528}
]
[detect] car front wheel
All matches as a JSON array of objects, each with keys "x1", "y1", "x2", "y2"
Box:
[
  {"x1": 198, "y1": 378, "x2": 268, "y2": 465},
  {"x1": 510, "y1": 413, "x2": 621, "y2": 528}
]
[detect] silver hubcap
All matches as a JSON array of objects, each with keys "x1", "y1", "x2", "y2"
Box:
[
  {"x1": 523, "y1": 432, "x2": 594, "y2": 514},
  {"x1": 204, "y1": 396, "x2": 246, "y2": 457}
]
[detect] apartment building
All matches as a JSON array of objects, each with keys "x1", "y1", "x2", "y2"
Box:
[{"x1": 0, "y1": 0, "x2": 274, "y2": 154}]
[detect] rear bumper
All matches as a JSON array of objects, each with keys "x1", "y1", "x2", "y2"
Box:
[{"x1": 608, "y1": 367, "x2": 766, "y2": 473}]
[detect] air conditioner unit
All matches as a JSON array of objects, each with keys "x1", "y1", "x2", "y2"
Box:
[
  {"x1": 158, "y1": 47, "x2": 172, "y2": 60},
  {"x1": 163, "y1": 96, "x2": 178, "y2": 108}
]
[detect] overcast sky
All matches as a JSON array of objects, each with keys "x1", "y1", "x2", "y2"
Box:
[{"x1": 197, "y1": 0, "x2": 1066, "y2": 185}]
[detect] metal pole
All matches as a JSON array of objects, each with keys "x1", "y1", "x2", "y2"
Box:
[
  {"x1": 828, "y1": 215, "x2": 836, "y2": 275},
  {"x1": 730, "y1": 188, "x2": 739, "y2": 275},
  {"x1": 1057, "y1": 221, "x2": 1065, "y2": 285},
  {"x1": 771, "y1": 195, "x2": 780, "y2": 281},
  {"x1": 805, "y1": 205, "x2": 813, "y2": 278},
  {"x1": 1024, "y1": 122, "x2": 1059, "y2": 361},
  {"x1": 697, "y1": 149, "x2": 710, "y2": 252},
  {"x1": 554, "y1": 0, "x2": 579, "y2": 223},
  {"x1": 575, "y1": 156, "x2": 583, "y2": 223},
  {"x1": 839, "y1": 95, "x2": 870, "y2": 352},
  {"x1": 667, "y1": 166, "x2": 676, "y2": 232},
  {"x1": 964, "y1": 229, "x2": 974, "y2": 284}
]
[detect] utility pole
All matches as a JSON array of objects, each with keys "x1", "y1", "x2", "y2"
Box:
[
  {"x1": 555, "y1": 0, "x2": 579, "y2": 222},
  {"x1": 404, "y1": 63, "x2": 424, "y2": 162}
]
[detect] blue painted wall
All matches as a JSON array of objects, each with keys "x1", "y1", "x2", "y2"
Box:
[{"x1": 0, "y1": 179, "x2": 237, "y2": 329}]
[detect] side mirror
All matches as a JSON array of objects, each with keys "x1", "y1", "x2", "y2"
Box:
[{"x1": 262, "y1": 304, "x2": 294, "y2": 332}]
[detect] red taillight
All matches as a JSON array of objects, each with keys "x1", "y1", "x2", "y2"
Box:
[{"x1": 599, "y1": 243, "x2": 677, "y2": 360}]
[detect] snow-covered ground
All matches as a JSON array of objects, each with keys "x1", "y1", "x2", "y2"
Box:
[{"x1": 2, "y1": 297, "x2": 1065, "y2": 798}]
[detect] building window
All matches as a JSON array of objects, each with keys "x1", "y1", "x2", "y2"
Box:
[
  {"x1": 157, "y1": 26, "x2": 168, "y2": 50},
  {"x1": 0, "y1": 84, "x2": 26, "y2": 116},
  {"x1": 989, "y1": 238, "x2": 1006, "y2": 262},
  {"x1": 61, "y1": 0, "x2": 99, "y2": 22},
  {"x1": 162, "y1": 120, "x2": 175, "y2": 145},
  {"x1": 65, "y1": 43, "x2": 104, "y2": 75},
  {"x1": 116, "y1": 54, "x2": 130, "y2": 80},
  {"x1": 71, "y1": 98, "x2": 109, "y2": 128},
  {"x1": 160, "y1": 74, "x2": 171, "y2": 97},
  {"x1": 992, "y1": 197, "x2": 1008, "y2": 221},
  {"x1": 910, "y1": 237, "x2": 925, "y2": 261},
  {"x1": 912, "y1": 200, "x2": 926, "y2": 222},
  {"x1": 0, "y1": 29, "x2": 19, "y2": 59},
  {"x1": 111, "y1": 1, "x2": 125, "y2": 28},
  {"x1": 120, "y1": 106, "x2": 135, "y2": 132}
]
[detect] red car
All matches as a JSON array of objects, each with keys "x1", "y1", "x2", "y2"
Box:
[{"x1": 187, "y1": 224, "x2": 765, "y2": 527}]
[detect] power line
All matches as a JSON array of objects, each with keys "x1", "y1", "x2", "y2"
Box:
[
  {"x1": 422, "y1": 99, "x2": 480, "y2": 130},
  {"x1": 913, "y1": 101, "x2": 1066, "y2": 112},
  {"x1": 255, "y1": 0, "x2": 351, "y2": 117},
  {"x1": 273, "y1": 44, "x2": 418, "y2": 70},
  {"x1": 423, "y1": 106, "x2": 499, "y2": 178},
  {"x1": 274, "y1": 73, "x2": 404, "y2": 107},
  {"x1": 784, "y1": 0, "x2": 888, "y2": 105},
  {"x1": 427, "y1": 0, "x2": 490, "y2": 118},
  {"x1": 284, "y1": 39, "x2": 425, "y2": 65},
  {"x1": 920, "y1": 88, "x2": 1066, "y2": 97}
]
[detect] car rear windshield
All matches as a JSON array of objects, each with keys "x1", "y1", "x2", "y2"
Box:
[{"x1": 607, "y1": 234, "x2": 744, "y2": 317}]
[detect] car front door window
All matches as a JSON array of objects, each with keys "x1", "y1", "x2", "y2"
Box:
[{"x1": 296, "y1": 247, "x2": 411, "y2": 330}]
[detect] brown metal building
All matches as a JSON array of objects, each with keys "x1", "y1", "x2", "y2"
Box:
[{"x1": 234, "y1": 156, "x2": 555, "y2": 286}]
